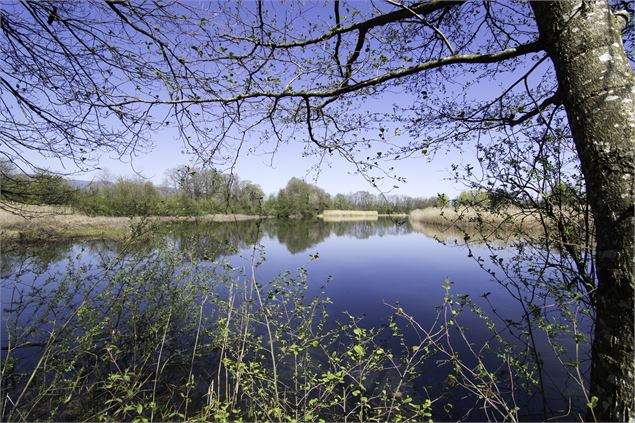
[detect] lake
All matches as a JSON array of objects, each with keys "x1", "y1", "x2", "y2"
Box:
[{"x1": 1, "y1": 218, "x2": 590, "y2": 421}]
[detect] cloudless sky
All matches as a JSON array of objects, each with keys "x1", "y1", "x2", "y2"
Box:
[
  {"x1": 20, "y1": 0, "x2": 544, "y2": 199},
  {"x1": 61, "y1": 131, "x2": 473, "y2": 198}
]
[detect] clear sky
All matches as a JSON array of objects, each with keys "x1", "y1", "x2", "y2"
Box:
[
  {"x1": 54, "y1": 130, "x2": 474, "y2": 198},
  {"x1": 14, "y1": 0, "x2": 541, "y2": 199}
]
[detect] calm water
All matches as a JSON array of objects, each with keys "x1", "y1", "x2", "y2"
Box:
[{"x1": 1, "y1": 218, "x2": 589, "y2": 420}]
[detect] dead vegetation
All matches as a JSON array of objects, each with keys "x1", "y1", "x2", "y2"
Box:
[{"x1": 0, "y1": 204, "x2": 264, "y2": 241}]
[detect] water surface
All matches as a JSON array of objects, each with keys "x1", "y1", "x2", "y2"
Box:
[{"x1": 1, "y1": 218, "x2": 589, "y2": 421}]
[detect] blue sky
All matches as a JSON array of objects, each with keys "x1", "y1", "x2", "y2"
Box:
[
  {"x1": 70, "y1": 130, "x2": 473, "y2": 197},
  {"x1": 12, "y1": 0, "x2": 545, "y2": 199}
]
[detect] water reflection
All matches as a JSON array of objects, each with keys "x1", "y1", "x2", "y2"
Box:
[
  {"x1": 1, "y1": 218, "x2": 590, "y2": 421},
  {"x1": 3, "y1": 218, "x2": 426, "y2": 273}
]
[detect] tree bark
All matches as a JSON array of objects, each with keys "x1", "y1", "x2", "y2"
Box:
[{"x1": 530, "y1": 1, "x2": 634, "y2": 420}]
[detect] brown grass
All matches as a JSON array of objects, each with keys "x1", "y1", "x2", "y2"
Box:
[
  {"x1": 0, "y1": 204, "x2": 264, "y2": 241},
  {"x1": 319, "y1": 210, "x2": 379, "y2": 222},
  {"x1": 408, "y1": 206, "x2": 544, "y2": 240}
]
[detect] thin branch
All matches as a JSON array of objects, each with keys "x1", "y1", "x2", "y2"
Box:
[
  {"x1": 224, "y1": 0, "x2": 463, "y2": 49},
  {"x1": 385, "y1": 0, "x2": 456, "y2": 55},
  {"x1": 104, "y1": 41, "x2": 542, "y2": 107}
]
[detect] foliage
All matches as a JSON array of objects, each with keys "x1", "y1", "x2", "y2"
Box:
[
  {"x1": 77, "y1": 178, "x2": 162, "y2": 216},
  {"x1": 2, "y1": 232, "x2": 564, "y2": 421},
  {"x1": 1, "y1": 242, "x2": 436, "y2": 421},
  {"x1": 454, "y1": 190, "x2": 490, "y2": 208},
  {"x1": 0, "y1": 163, "x2": 75, "y2": 206},
  {"x1": 74, "y1": 170, "x2": 264, "y2": 217},
  {"x1": 270, "y1": 177, "x2": 331, "y2": 218},
  {"x1": 269, "y1": 178, "x2": 443, "y2": 218},
  {"x1": 5, "y1": 167, "x2": 445, "y2": 218}
]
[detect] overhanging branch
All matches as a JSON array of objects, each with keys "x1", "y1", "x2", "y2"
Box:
[
  {"x1": 226, "y1": 0, "x2": 463, "y2": 49},
  {"x1": 105, "y1": 40, "x2": 543, "y2": 107}
]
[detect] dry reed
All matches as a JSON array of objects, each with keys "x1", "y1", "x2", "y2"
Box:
[
  {"x1": 319, "y1": 210, "x2": 379, "y2": 222},
  {"x1": 0, "y1": 203, "x2": 264, "y2": 240}
]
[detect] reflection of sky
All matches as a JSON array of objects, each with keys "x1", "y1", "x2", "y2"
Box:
[{"x1": 2, "y1": 219, "x2": 589, "y2": 419}]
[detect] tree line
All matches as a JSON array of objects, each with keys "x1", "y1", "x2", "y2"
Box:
[{"x1": 0, "y1": 164, "x2": 468, "y2": 217}]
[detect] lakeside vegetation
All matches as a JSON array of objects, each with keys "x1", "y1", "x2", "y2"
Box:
[
  {"x1": 1, "y1": 218, "x2": 593, "y2": 421},
  {"x1": 0, "y1": 166, "x2": 577, "y2": 242},
  {"x1": 0, "y1": 165, "x2": 453, "y2": 221},
  {"x1": 1, "y1": 163, "x2": 540, "y2": 222}
]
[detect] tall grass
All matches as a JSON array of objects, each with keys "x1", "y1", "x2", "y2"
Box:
[
  {"x1": 408, "y1": 206, "x2": 544, "y2": 239},
  {"x1": 0, "y1": 204, "x2": 265, "y2": 241},
  {"x1": 1, "y1": 240, "x2": 552, "y2": 422},
  {"x1": 321, "y1": 210, "x2": 379, "y2": 218},
  {"x1": 320, "y1": 210, "x2": 378, "y2": 222},
  {"x1": 408, "y1": 207, "x2": 508, "y2": 227}
]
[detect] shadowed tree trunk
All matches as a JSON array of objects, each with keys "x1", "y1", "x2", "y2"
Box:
[{"x1": 531, "y1": 1, "x2": 634, "y2": 420}]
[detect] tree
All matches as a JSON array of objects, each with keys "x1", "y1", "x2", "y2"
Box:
[
  {"x1": 0, "y1": 161, "x2": 74, "y2": 207},
  {"x1": 1, "y1": 1, "x2": 633, "y2": 419},
  {"x1": 454, "y1": 189, "x2": 489, "y2": 208},
  {"x1": 434, "y1": 193, "x2": 448, "y2": 208},
  {"x1": 274, "y1": 178, "x2": 330, "y2": 218}
]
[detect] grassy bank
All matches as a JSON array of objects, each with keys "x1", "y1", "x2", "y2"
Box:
[
  {"x1": 0, "y1": 204, "x2": 265, "y2": 241},
  {"x1": 408, "y1": 207, "x2": 546, "y2": 242},
  {"x1": 319, "y1": 210, "x2": 378, "y2": 222}
]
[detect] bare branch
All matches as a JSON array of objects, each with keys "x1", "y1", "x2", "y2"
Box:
[{"x1": 104, "y1": 41, "x2": 542, "y2": 107}]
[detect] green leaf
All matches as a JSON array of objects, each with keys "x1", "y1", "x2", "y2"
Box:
[{"x1": 587, "y1": 396, "x2": 598, "y2": 410}]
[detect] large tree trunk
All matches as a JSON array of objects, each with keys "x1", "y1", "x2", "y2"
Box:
[{"x1": 530, "y1": 1, "x2": 634, "y2": 420}]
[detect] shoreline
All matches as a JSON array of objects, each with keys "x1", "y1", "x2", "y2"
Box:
[
  {"x1": 1, "y1": 204, "x2": 545, "y2": 243},
  {"x1": 0, "y1": 207, "x2": 267, "y2": 241}
]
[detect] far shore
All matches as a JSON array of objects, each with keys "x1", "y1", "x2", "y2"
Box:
[
  {"x1": 0, "y1": 204, "x2": 545, "y2": 243},
  {"x1": 0, "y1": 205, "x2": 266, "y2": 241}
]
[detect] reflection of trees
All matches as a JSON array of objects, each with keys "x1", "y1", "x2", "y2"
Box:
[
  {"x1": 330, "y1": 218, "x2": 410, "y2": 240},
  {"x1": 1, "y1": 240, "x2": 74, "y2": 277},
  {"x1": 266, "y1": 219, "x2": 331, "y2": 254},
  {"x1": 2, "y1": 219, "x2": 419, "y2": 273},
  {"x1": 408, "y1": 220, "x2": 496, "y2": 245},
  {"x1": 266, "y1": 218, "x2": 413, "y2": 254},
  {"x1": 163, "y1": 220, "x2": 265, "y2": 262}
]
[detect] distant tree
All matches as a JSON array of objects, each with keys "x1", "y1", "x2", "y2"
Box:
[
  {"x1": 332, "y1": 193, "x2": 351, "y2": 210},
  {"x1": 1, "y1": 1, "x2": 633, "y2": 418},
  {"x1": 275, "y1": 178, "x2": 330, "y2": 218},
  {"x1": 237, "y1": 182, "x2": 265, "y2": 215},
  {"x1": 454, "y1": 190, "x2": 489, "y2": 208},
  {"x1": 0, "y1": 163, "x2": 74, "y2": 207},
  {"x1": 436, "y1": 193, "x2": 450, "y2": 208}
]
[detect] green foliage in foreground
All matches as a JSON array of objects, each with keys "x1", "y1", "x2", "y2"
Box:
[{"x1": 1, "y1": 240, "x2": 562, "y2": 422}]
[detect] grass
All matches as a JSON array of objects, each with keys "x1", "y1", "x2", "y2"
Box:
[
  {"x1": 410, "y1": 206, "x2": 542, "y2": 229},
  {"x1": 407, "y1": 206, "x2": 550, "y2": 244},
  {"x1": 409, "y1": 207, "x2": 504, "y2": 226},
  {"x1": 0, "y1": 203, "x2": 265, "y2": 241},
  {"x1": 319, "y1": 210, "x2": 378, "y2": 222}
]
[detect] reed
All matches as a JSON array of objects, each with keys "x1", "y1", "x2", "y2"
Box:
[
  {"x1": 319, "y1": 210, "x2": 378, "y2": 222},
  {"x1": 0, "y1": 204, "x2": 264, "y2": 240}
]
